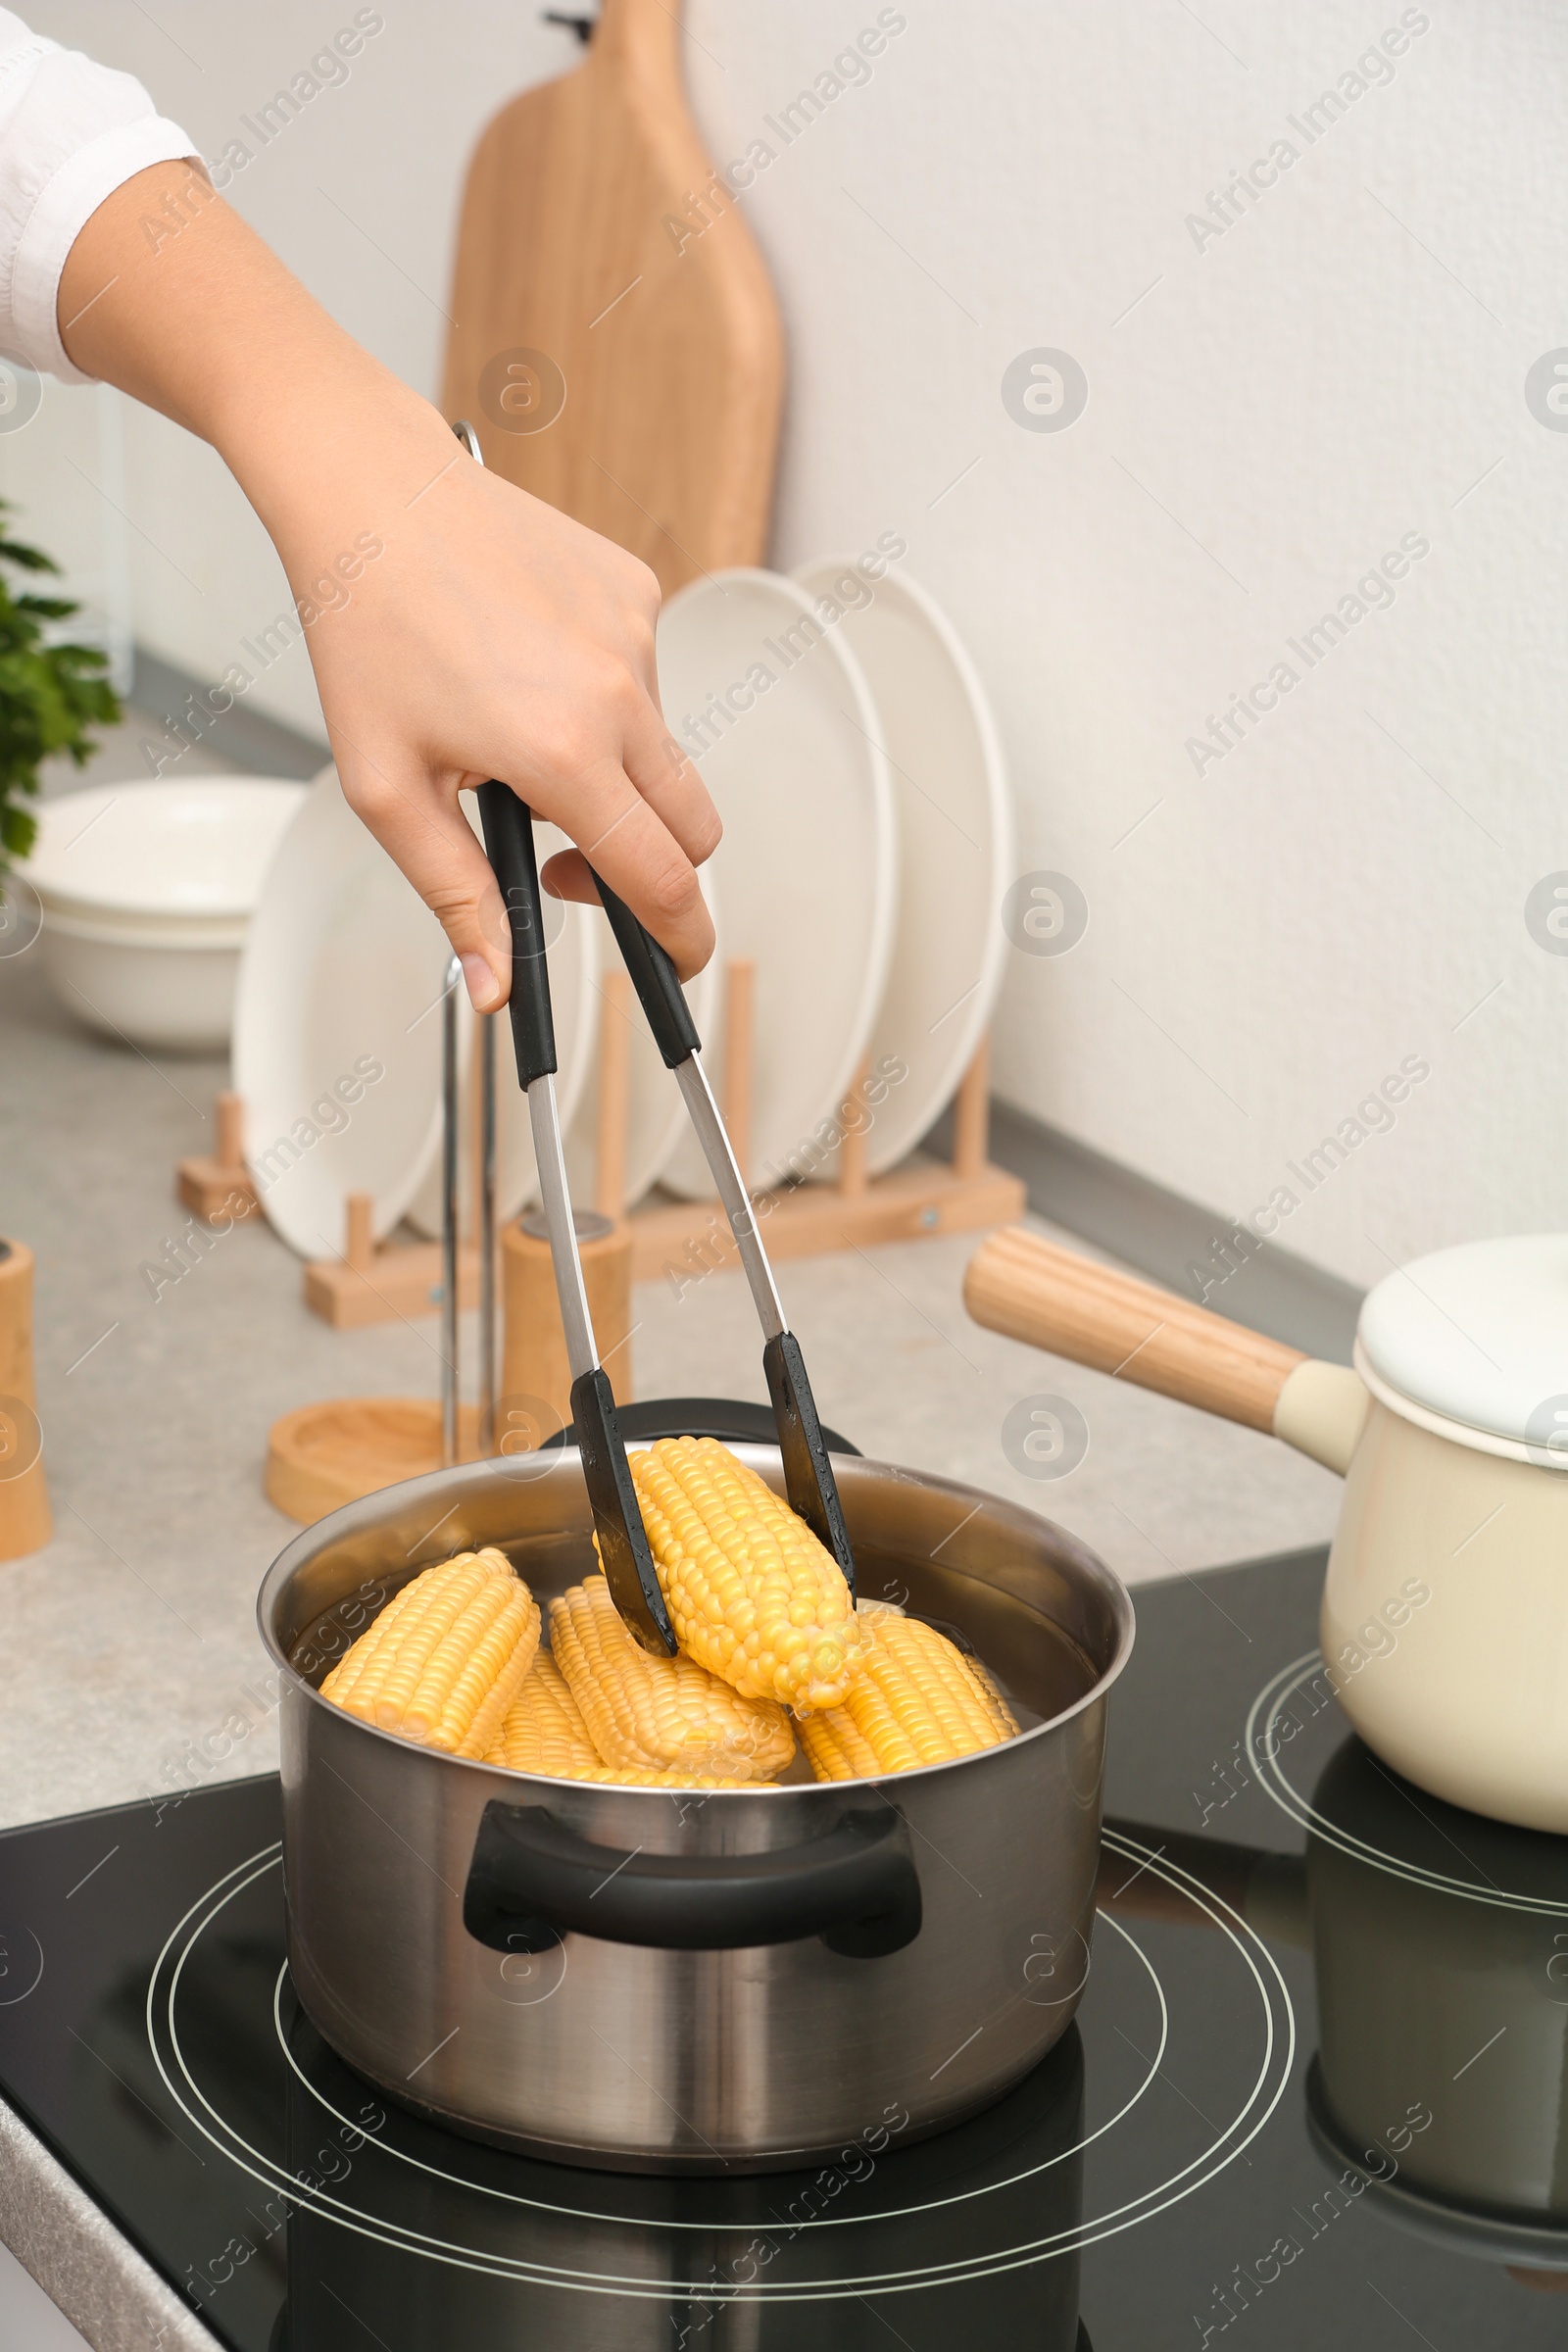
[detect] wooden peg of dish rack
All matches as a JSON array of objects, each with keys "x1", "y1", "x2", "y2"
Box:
[
  {"x1": 298, "y1": 1027, "x2": 494, "y2": 1329},
  {"x1": 296, "y1": 975, "x2": 638, "y2": 1334},
  {"x1": 622, "y1": 995, "x2": 1023, "y2": 1287},
  {"x1": 175, "y1": 1091, "x2": 260, "y2": 1225}
]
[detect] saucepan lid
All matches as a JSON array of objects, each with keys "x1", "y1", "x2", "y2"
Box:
[{"x1": 1355, "y1": 1234, "x2": 1568, "y2": 1463}]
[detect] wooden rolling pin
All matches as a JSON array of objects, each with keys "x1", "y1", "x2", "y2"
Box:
[{"x1": 963, "y1": 1225, "x2": 1306, "y2": 1433}]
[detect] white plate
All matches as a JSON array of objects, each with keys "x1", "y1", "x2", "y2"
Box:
[
  {"x1": 791, "y1": 559, "x2": 1014, "y2": 1174},
  {"x1": 232, "y1": 766, "x2": 454, "y2": 1260},
  {"x1": 405, "y1": 819, "x2": 599, "y2": 1237},
  {"x1": 564, "y1": 895, "x2": 723, "y2": 1212},
  {"x1": 23, "y1": 777, "x2": 306, "y2": 921},
  {"x1": 655, "y1": 570, "x2": 896, "y2": 1199}
]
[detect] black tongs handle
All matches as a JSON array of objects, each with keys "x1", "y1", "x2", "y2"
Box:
[
  {"x1": 594, "y1": 872, "x2": 700, "y2": 1068},
  {"x1": 589, "y1": 869, "x2": 856, "y2": 1595},
  {"x1": 476, "y1": 781, "x2": 555, "y2": 1086}
]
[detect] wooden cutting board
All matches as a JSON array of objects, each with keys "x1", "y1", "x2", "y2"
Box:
[{"x1": 441, "y1": 0, "x2": 784, "y2": 596}]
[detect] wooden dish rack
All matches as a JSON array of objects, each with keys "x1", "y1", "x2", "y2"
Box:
[{"x1": 178, "y1": 959, "x2": 1023, "y2": 1330}]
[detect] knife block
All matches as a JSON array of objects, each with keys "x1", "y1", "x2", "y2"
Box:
[{"x1": 0, "y1": 1240, "x2": 52, "y2": 1560}]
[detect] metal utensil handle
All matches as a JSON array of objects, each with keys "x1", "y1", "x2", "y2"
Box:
[
  {"x1": 589, "y1": 865, "x2": 855, "y2": 1590},
  {"x1": 477, "y1": 1010, "x2": 497, "y2": 1455},
  {"x1": 475, "y1": 782, "x2": 594, "y2": 1377},
  {"x1": 593, "y1": 866, "x2": 782, "y2": 1338},
  {"x1": 673, "y1": 1054, "x2": 785, "y2": 1340},
  {"x1": 464, "y1": 1799, "x2": 922, "y2": 1958},
  {"x1": 440, "y1": 956, "x2": 462, "y2": 1467},
  {"x1": 471, "y1": 778, "x2": 674, "y2": 1655}
]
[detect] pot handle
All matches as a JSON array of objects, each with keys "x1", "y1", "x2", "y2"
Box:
[
  {"x1": 464, "y1": 1799, "x2": 922, "y2": 1959},
  {"x1": 963, "y1": 1226, "x2": 1367, "y2": 1473}
]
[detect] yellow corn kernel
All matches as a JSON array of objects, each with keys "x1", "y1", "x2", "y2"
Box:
[
  {"x1": 966, "y1": 1653, "x2": 1021, "y2": 1743},
  {"x1": 626, "y1": 1436, "x2": 862, "y2": 1712},
  {"x1": 485, "y1": 1656, "x2": 774, "y2": 1788},
  {"x1": 320, "y1": 1549, "x2": 539, "y2": 1758},
  {"x1": 550, "y1": 1576, "x2": 794, "y2": 1780},
  {"x1": 316, "y1": 1571, "x2": 426, "y2": 1712},
  {"x1": 799, "y1": 1605, "x2": 1018, "y2": 1782},
  {"x1": 485, "y1": 1650, "x2": 601, "y2": 1776}
]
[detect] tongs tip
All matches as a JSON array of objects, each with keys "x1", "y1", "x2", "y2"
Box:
[
  {"x1": 570, "y1": 1369, "x2": 676, "y2": 1655},
  {"x1": 764, "y1": 1331, "x2": 857, "y2": 1597}
]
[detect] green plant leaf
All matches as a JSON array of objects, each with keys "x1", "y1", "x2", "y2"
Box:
[
  {"x1": 0, "y1": 506, "x2": 121, "y2": 875},
  {"x1": 0, "y1": 537, "x2": 60, "y2": 574},
  {"x1": 1, "y1": 804, "x2": 37, "y2": 857}
]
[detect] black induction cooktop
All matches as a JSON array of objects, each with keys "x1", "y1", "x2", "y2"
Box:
[{"x1": 2, "y1": 1545, "x2": 1565, "y2": 2348}]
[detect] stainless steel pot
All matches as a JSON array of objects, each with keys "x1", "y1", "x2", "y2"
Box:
[{"x1": 257, "y1": 1446, "x2": 1133, "y2": 2174}]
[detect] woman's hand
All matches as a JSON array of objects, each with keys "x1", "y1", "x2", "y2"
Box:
[
  {"x1": 58, "y1": 161, "x2": 718, "y2": 1005},
  {"x1": 250, "y1": 408, "x2": 719, "y2": 1007}
]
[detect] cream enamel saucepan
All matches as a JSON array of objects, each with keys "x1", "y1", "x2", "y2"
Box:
[{"x1": 966, "y1": 1226, "x2": 1568, "y2": 1836}]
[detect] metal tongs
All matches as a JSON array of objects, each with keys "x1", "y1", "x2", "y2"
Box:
[{"x1": 453, "y1": 425, "x2": 855, "y2": 1655}]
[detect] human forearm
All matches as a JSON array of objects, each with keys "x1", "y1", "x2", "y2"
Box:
[
  {"x1": 55, "y1": 163, "x2": 718, "y2": 993},
  {"x1": 58, "y1": 161, "x2": 448, "y2": 541}
]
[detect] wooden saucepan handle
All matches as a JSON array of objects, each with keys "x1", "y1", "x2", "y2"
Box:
[{"x1": 963, "y1": 1226, "x2": 1306, "y2": 1434}]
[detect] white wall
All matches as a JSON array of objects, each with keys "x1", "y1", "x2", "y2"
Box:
[{"x1": 6, "y1": 1, "x2": 1567, "y2": 1292}]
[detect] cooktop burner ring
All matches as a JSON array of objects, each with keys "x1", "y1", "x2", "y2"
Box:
[
  {"x1": 271, "y1": 1924, "x2": 1163, "y2": 2234},
  {"x1": 142, "y1": 1831, "x2": 1295, "y2": 2301},
  {"x1": 1246, "y1": 1653, "x2": 1568, "y2": 1916},
  {"x1": 0, "y1": 1924, "x2": 42, "y2": 2007}
]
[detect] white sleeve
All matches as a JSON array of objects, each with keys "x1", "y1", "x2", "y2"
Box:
[{"x1": 0, "y1": 9, "x2": 198, "y2": 384}]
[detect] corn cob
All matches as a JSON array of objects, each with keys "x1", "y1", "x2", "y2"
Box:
[
  {"x1": 320, "y1": 1548, "x2": 539, "y2": 1759},
  {"x1": 484, "y1": 1652, "x2": 774, "y2": 1788},
  {"x1": 625, "y1": 1437, "x2": 862, "y2": 1712},
  {"x1": 550, "y1": 1575, "x2": 794, "y2": 1780},
  {"x1": 799, "y1": 1605, "x2": 1018, "y2": 1782},
  {"x1": 486, "y1": 1649, "x2": 601, "y2": 1776}
]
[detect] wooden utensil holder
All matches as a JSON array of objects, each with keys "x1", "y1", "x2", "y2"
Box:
[
  {"x1": 500, "y1": 1211, "x2": 634, "y2": 1447},
  {"x1": 497, "y1": 974, "x2": 636, "y2": 1446},
  {"x1": 0, "y1": 1239, "x2": 52, "y2": 1561},
  {"x1": 266, "y1": 1396, "x2": 482, "y2": 1526}
]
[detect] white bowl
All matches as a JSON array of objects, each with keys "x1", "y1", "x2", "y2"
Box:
[
  {"x1": 22, "y1": 777, "x2": 306, "y2": 922},
  {"x1": 24, "y1": 778, "x2": 306, "y2": 1053},
  {"x1": 39, "y1": 909, "x2": 247, "y2": 1054}
]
